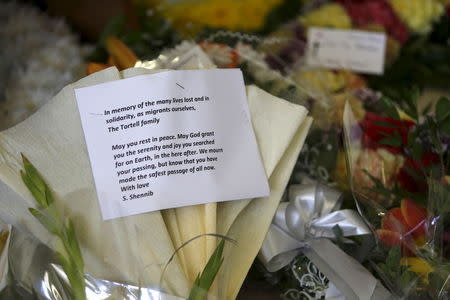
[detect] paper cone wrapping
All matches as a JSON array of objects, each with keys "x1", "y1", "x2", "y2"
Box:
[{"x1": 0, "y1": 66, "x2": 311, "y2": 299}]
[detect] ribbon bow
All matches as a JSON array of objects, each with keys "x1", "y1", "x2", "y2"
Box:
[{"x1": 259, "y1": 184, "x2": 391, "y2": 300}]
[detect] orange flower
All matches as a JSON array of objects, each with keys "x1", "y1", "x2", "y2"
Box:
[
  {"x1": 86, "y1": 36, "x2": 139, "y2": 75},
  {"x1": 377, "y1": 199, "x2": 428, "y2": 254}
]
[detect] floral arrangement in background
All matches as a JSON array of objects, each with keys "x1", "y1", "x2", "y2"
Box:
[
  {"x1": 131, "y1": 0, "x2": 308, "y2": 38},
  {"x1": 267, "y1": 0, "x2": 446, "y2": 71},
  {"x1": 257, "y1": 0, "x2": 450, "y2": 187},
  {"x1": 0, "y1": 1, "x2": 87, "y2": 130},
  {"x1": 160, "y1": 0, "x2": 283, "y2": 34},
  {"x1": 345, "y1": 94, "x2": 450, "y2": 298}
]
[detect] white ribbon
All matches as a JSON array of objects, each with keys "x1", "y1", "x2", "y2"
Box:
[{"x1": 259, "y1": 184, "x2": 391, "y2": 300}]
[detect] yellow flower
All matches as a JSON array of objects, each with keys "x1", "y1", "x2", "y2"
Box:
[
  {"x1": 333, "y1": 151, "x2": 349, "y2": 190},
  {"x1": 299, "y1": 3, "x2": 352, "y2": 29},
  {"x1": 162, "y1": 0, "x2": 282, "y2": 33},
  {"x1": 293, "y1": 69, "x2": 347, "y2": 94},
  {"x1": 400, "y1": 257, "x2": 433, "y2": 278},
  {"x1": 331, "y1": 92, "x2": 366, "y2": 125},
  {"x1": 238, "y1": 0, "x2": 281, "y2": 31},
  {"x1": 202, "y1": 1, "x2": 241, "y2": 30},
  {"x1": 390, "y1": 0, "x2": 444, "y2": 34},
  {"x1": 397, "y1": 108, "x2": 415, "y2": 122}
]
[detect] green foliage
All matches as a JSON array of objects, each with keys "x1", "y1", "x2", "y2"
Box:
[
  {"x1": 260, "y1": 0, "x2": 302, "y2": 35},
  {"x1": 21, "y1": 155, "x2": 86, "y2": 300},
  {"x1": 436, "y1": 98, "x2": 450, "y2": 122},
  {"x1": 365, "y1": 95, "x2": 450, "y2": 298},
  {"x1": 436, "y1": 98, "x2": 450, "y2": 137},
  {"x1": 90, "y1": 5, "x2": 180, "y2": 62},
  {"x1": 188, "y1": 240, "x2": 225, "y2": 300},
  {"x1": 368, "y1": 95, "x2": 449, "y2": 195},
  {"x1": 379, "y1": 96, "x2": 401, "y2": 120},
  {"x1": 332, "y1": 225, "x2": 346, "y2": 250},
  {"x1": 376, "y1": 246, "x2": 420, "y2": 296},
  {"x1": 379, "y1": 130, "x2": 402, "y2": 147},
  {"x1": 368, "y1": 18, "x2": 450, "y2": 101}
]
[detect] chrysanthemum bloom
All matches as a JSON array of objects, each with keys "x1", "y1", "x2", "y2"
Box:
[
  {"x1": 298, "y1": 3, "x2": 352, "y2": 29},
  {"x1": 389, "y1": 0, "x2": 444, "y2": 34}
]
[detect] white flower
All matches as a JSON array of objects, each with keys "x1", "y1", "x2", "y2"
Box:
[{"x1": 0, "y1": 1, "x2": 88, "y2": 130}]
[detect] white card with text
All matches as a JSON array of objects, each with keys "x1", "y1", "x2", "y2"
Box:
[
  {"x1": 76, "y1": 69, "x2": 269, "y2": 220},
  {"x1": 306, "y1": 27, "x2": 386, "y2": 75}
]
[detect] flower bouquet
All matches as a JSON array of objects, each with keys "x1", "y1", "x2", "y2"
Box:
[
  {"x1": 187, "y1": 3, "x2": 450, "y2": 296},
  {"x1": 254, "y1": 0, "x2": 450, "y2": 189},
  {"x1": 344, "y1": 94, "x2": 450, "y2": 298},
  {"x1": 0, "y1": 37, "x2": 313, "y2": 299}
]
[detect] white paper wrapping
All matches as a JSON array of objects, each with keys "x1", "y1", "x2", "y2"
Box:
[{"x1": 0, "y1": 66, "x2": 311, "y2": 299}]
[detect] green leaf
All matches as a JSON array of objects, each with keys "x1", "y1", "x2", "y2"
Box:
[
  {"x1": 373, "y1": 121, "x2": 399, "y2": 128},
  {"x1": 332, "y1": 225, "x2": 346, "y2": 250},
  {"x1": 422, "y1": 102, "x2": 433, "y2": 115},
  {"x1": 386, "y1": 246, "x2": 401, "y2": 275},
  {"x1": 379, "y1": 135, "x2": 402, "y2": 147},
  {"x1": 21, "y1": 171, "x2": 46, "y2": 207},
  {"x1": 21, "y1": 154, "x2": 53, "y2": 207},
  {"x1": 429, "y1": 272, "x2": 445, "y2": 298},
  {"x1": 407, "y1": 130, "x2": 417, "y2": 148},
  {"x1": 64, "y1": 219, "x2": 84, "y2": 270},
  {"x1": 377, "y1": 130, "x2": 395, "y2": 137},
  {"x1": 436, "y1": 97, "x2": 450, "y2": 122},
  {"x1": 44, "y1": 187, "x2": 54, "y2": 207},
  {"x1": 28, "y1": 208, "x2": 60, "y2": 235},
  {"x1": 188, "y1": 240, "x2": 225, "y2": 300},
  {"x1": 400, "y1": 270, "x2": 419, "y2": 290},
  {"x1": 441, "y1": 117, "x2": 450, "y2": 135},
  {"x1": 380, "y1": 97, "x2": 401, "y2": 120},
  {"x1": 98, "y1": 15, "x2": 126, "y2": 48},
  {"x1": 22, "y1": 155, "x2": 46, "y2": 195},
  {"x1": 411, "y1": 142, "x2": 424, "y2": 161},
  {"x1": 21, "y1": 157, "x2": 86, "y2": 300},
  {"x1": 363, "y1": 170, "x2": 387, "y2": 189},
  {"x1": 55, "y1": 252, "x2": 86, "y2": 300}
]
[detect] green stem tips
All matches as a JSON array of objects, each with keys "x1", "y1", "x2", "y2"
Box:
[{"x1": 21, "y1": 154, "x2": 86, "y2": 300}]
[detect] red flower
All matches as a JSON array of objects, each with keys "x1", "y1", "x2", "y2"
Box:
[
  {"x1": 397, "y1": 152, "x2": 440, "y2": 193},
  {"x1": 336, "y1": 0, "x2": 410, "y2": 44},
  {"x1": 360, "y1": 112, "x2": 415, "y2": 154},
  {"x1": 447, "y1": 5, "x2": 450, "y2": 17}
]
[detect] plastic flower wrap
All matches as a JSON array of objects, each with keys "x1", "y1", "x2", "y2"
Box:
[{"x1": 344, "y1": 95, "x2": 450, "y2": 298}]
